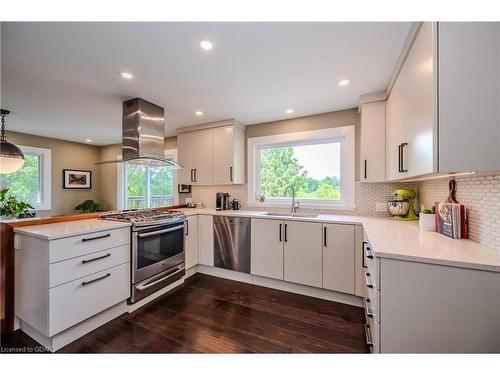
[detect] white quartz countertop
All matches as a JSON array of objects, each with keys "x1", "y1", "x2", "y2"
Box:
[
  {"x1": 13, "y1": 218, "x2": 131, "y2": 240},
  {"x1": 182, "y1": 208, "x2": 500, "y2": 272},
  {"x1": 12, "y1": 208, "x2": 500, "y2": 272}
]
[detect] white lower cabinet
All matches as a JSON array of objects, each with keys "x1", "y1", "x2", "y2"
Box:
[
  {"x1": 250, "y1": 218, "x2": 284, "y2": 280},
  {"x1": 283, "y1": 220, "x2": 323, "y2": 288},
  {"x1": 251, "y1": 218, "x2": 357, "y2": 292},
  {"x1": 49, "y1": 263, "x2": 130, "y2": 336},
  {"x1": 322, "y1": 224, "x2": 355, "y2": 294},
  {"x1": 15, "y1": 228, "x2": 131, "y2": 340},
  {"x1": 184, "y1": 215, "x2": 199, "y2": 269},
  {"x1": 198, "y1": 215, "x2": 214, "y2": 266}
]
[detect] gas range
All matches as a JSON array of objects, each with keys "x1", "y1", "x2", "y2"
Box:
[{"x1": 100, "y1": 209, "x2": 186, "y2": 228}]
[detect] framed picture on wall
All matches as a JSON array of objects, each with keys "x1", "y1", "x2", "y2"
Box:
[
  {"x1": 178, "y1": 184, "x2": 191, "y2": 193},
  {"x1": 63, "y1": 169, "x2": 92, "y2": 189}
]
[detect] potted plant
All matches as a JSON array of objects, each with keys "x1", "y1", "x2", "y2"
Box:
[
  {"x1": 0, "y1": 186, "x2": 35, "y2": 220},
  {"x1": 419, "y1": 206, "x2": 436, "y2": 232},
  {"x1": 75, "y1": 199, "x2": 102, "y2": 213}
]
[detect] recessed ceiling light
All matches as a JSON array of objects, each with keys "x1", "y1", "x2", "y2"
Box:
[
  {"x1": 120, "y1": 71, "x2": 134, "y2": 80},
  {"x1": 195, "y1": 111, "x2": 204, "y2": 116},
  {"x1": 85, "y1": 139, "x2": 92, "y2": 143},
  {"x1": 338, "y1": 79, "x2": 350, "y2": 86},
  {"x1": 286, "y1": 109, "x2": 294, "y2": 114},
  {"x1": 199, "y1": 40, "x2": 213, "y2": 50}
]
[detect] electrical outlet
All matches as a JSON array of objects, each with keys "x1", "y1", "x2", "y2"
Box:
[{"x1": 376, "y1": 202, "x2": 387, "y2": 212}]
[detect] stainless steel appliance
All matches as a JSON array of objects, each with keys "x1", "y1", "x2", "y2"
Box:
[
  {"x1": 100, "y1": 209, "x2": 186, "y2": 303},
  {"x1": 213, "y1": 216, "x2": 250, "y2": 273},
  {"x1": 95, "y1": 98, "x2": 184, "y2": 169},
  {"x1": 216, "y1": 192, "x2": 230, "y2": 211}
]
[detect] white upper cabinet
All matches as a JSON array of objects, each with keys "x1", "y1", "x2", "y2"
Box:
[
  {"x1": 385, "y1": 22, "x2": 500, "y2": 180},
  {"x1": 177, "y1": 131, "x2": 196, "y2": 184},
  {"x1": 177, "y1": 120, "x2": 245, "y2": 185},
  {"x1": 360, "y1": 101, "x2": 386, "y2": 182},
  {"x1": 438, "y1": 22, "x2": 500, "y2": 172},
  {"x1": 177, "y1": 129, "x2": 213, "y2": 185},
  {"x1": 212, "y1": 125, "x2": 245, "y2": 184}
]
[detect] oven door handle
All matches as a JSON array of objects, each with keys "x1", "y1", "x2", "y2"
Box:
[
  {"x1": 136, "y1": 266, "x2": 184, "y2": 291},
  {"x1": 137, "y1": 224, "x2": 184, "y2": 238}
]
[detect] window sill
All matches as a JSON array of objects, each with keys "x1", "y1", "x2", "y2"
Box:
[{"x1": 247, "y1": 201, "x2": 356, "y2": 211}]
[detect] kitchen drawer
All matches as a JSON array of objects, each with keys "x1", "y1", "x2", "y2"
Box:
[
  {"x1": 49, "y1": 245, "x2": 130, "y2": 288},
  {"x1": 49, "y1": 227, "x2": 130, "y2": 263},
  {"x1": 48, "y1": 262, "x2": 130, "y2": 336},
  {"x1": 365, "y1": 315, "x2": 380, "y2": 354}
]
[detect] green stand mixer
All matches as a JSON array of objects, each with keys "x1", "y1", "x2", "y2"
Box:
[{"x1": 387, "y1": 189, "x2": 418, "y2": 221}]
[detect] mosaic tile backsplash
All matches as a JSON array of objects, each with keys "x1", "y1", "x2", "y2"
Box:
[
  {"x1": 189, "y1": 172, "x2": 500, "y2": 251},
  {"x1": 418, "y1": 173, "x2": 500, "y2": 250},
  {"x1": 190, "y1": 182, "x2": 418, "y2": 217}
]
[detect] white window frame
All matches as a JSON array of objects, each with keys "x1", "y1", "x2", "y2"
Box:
[
  {"x1": 18, "y1": 145, "x2": 52, "y2": 211},
  {"x1": 117, "y1": 149, "x2": 179, "y2": 210},
  {"x1": 247, "y1": 126, "x2": 356, "y2": 210}
]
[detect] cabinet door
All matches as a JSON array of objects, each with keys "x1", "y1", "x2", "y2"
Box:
[
  {"x1": 193, "y1": 129, "x2": 213, "y2": 185},
  {"x1": 198, "y1": 215, "x2": 214, "y2": 266},
  {"x1": 360, "y1": 101, "x2": 386, "y2": 182},
  {"x1": 438, "y1": 22, "x2": 500, "y2": 173},
  {"x1": 251, "y1": 218, "x2": 284, "y2": 280},
  {"x1": 283, "y1": 221, "x2": 322, "y2": 288},
  {"x1": 184, "y1": 216, "x2": 199, "y2": 269},
  {"x1": 177, "y1": 133, "x2": 195, "y2": 184},
  {"x1": 322, "y1": 224, "x2": 355, "y2": 294},
  {"x1": 385, "y1": 67, "x2": 407, "y2": 181},
  {"x1": 213, "y1": 126, "x2": 234, "y2": 185},
  {"x1": 403, "y1": 22, "x2": 435, "y2": 178}
]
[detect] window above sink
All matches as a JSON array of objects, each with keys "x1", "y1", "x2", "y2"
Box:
[{"x1": 247, "y1": 126, "x2": 356, "y2": 210}]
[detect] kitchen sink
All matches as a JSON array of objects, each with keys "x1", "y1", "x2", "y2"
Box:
[{"x1": 263, "y1": 212, "x2": 319, "y2": 219}]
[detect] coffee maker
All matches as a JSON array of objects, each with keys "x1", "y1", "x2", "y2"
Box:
[{"x1": 216, "y1": 192, "x2": 231, "y2": 211}]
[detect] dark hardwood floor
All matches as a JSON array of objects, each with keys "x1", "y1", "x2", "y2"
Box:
[{"x1": 1, "y1": 274, "x2": 369, "y2": 353}]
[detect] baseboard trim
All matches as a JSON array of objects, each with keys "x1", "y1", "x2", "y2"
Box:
[
  {"x1": 195, "y1": 265, "x2": 363, "y2": 307},
  {"x1": 18, "y1": 301, "x2": 128, "y2": 352}
]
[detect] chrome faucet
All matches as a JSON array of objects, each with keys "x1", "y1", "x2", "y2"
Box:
[{"x1": 283, "y1": 185, "x2": 299, "y2": 215}]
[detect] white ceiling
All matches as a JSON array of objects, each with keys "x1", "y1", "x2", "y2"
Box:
[{"x1": 1, "y1": 22, "x2": 411, "y2": 145}]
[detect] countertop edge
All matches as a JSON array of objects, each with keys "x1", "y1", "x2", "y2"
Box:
[{"x1": 13, "y1": 220, "x2": 132, "y2": 240}]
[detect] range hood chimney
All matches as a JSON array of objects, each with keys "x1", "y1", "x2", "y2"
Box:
[{"x1": 96, "y1": 98, "x2": 183, "y2": 169}]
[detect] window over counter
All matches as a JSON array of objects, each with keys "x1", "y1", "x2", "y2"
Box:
[
  {"x1": 118, "y1": 150, "x2": 179, "y2": 210},
  {"x1": 0, "y1": 145, "x2": 52, "y2": 211},
  {"x1": 247, "y1": 126, "x2": 355, "y2": 210}
]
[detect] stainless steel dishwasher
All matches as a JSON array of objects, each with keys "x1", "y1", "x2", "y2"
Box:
[{"x1": 213, "y1": 216, "x2": 251, "y2": 273}]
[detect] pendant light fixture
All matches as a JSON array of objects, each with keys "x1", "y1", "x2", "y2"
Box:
[{"x1": 0, "y1": 109, "x2": 25, "y2": 174}]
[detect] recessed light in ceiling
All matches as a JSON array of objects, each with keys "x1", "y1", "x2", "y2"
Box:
[
  {"x1": 199, "y1": 40, "x2": 213, "y2": 50},
  {"x1": 85, "y1": 139, "x2": 92, "y2": 143},
  {"x1": 120, "y1": 71, "x2": 134, "y2": 80},
  {"x1": 286, "y1": 109, "x2": 294, "y2": 114},
  {"x1": 338, "y1": 79, "x2": 350, "y2": 86},
  {"x1": 195, "y1": 111, "x2": 204, "y2": 116}
]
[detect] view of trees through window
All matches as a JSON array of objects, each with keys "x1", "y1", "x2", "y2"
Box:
[
  {"x1": 125, "y1": 163, "x2": 174, "y2": 209},
  {"x1": 0, "y1": 154, "x2": 41, "y2": 205},
  {"x1": 260, "y1": 142, "x2": 341, "y2": 200}
]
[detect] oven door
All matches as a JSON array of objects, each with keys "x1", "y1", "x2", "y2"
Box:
[{"x1": 132, "y1": 221, "x2": 185, "y2": 283}]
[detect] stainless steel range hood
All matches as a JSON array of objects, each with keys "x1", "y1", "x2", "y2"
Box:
[{"x1": 96, "y1": 98, "x2": 184, "y2": 169}]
